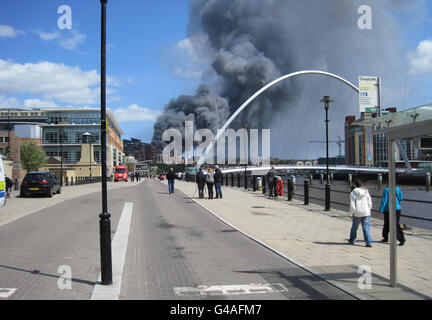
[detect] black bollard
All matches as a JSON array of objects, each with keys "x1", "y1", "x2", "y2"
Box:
[
  {"x1": 66, "y1": 177, "x2": 69, "y2": 186},
  {"x1": 304, "y1": 180, "x2": 309, "y2": 205},
  {"x1": 237, "y1": 173, "x2": 240, "y2": 188},
  {"x1": 231, "y1": 173, "x2": 234, "y2": 187},
  {"x1": 325, "y1": 183, "x2": 331, "y2": 211},
  {"x1": 262, "y1": 176, "x2": 266, "y2": 194},
  {"x1": 14, "y1": 178, "x2": 19, "y2": 190},
  {"x1": 287, "y1": 179, "x2": 293, "y2": 201},
  {"x1": 253, "y1": 176, "x2": 256, "y2": 192},
  {"x1": 244, "y1": 174, "x2": 248, "y2": 190}
]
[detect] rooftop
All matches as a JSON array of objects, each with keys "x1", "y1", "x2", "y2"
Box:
[{"x1": 353, "y1": 103, "x2": 432, "y2": 128}]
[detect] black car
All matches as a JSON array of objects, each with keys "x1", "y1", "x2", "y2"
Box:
[{"x1": 20, "y1": 172, "x2": 61, "y2": 198}]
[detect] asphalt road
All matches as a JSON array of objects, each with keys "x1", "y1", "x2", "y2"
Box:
[
  {"x1": 0, "y1": 179, "x2": 355, "y2": 300},
  {"x1": 119, "y1": 180, "x2": 354, "y2": 300}
]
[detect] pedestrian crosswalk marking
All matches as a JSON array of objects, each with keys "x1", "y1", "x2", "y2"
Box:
[
  {"x1": 0, "y1": 288, "x2": 17, "y2": 298},
  {"x1": 174, "y1": 283, "x2": 288, "y2": 297}
]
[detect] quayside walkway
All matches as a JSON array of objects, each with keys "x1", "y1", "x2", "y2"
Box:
[
  {"x1": 0, "y1": 180, "x2": 144, "y2": 226},
  {"x1": 169, "y1": 179, "x2": 432, "y2": 300}
]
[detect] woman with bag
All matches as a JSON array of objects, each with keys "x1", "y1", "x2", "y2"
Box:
[{"x1": 206, "y1": 168, "x2": 215, "y2": 199}]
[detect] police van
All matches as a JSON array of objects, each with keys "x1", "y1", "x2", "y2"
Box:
[{"x1": 0, "y1": 155, "x2": 6, "y2": 206}]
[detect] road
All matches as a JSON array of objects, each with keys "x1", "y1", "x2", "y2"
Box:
[{"x1": 0, "y1": 179, "x2": 355, "y2": 300}]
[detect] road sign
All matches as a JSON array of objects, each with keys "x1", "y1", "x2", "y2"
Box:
[{"x1": 358, "y1": 76, "x2": 379, "y2": 113}]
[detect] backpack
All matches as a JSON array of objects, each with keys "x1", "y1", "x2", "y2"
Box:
[{"x1": 206, "y1": 173, "x2": 214, "y2": 183}]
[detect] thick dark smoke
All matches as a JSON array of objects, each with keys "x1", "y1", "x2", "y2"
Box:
[{"x1": 152, "y1": 0, "x2": 419, "y2": 155}]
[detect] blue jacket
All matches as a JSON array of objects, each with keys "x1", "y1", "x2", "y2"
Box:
[{"x1": 379, "y1": 187, "x2": 403, "y2": 212}]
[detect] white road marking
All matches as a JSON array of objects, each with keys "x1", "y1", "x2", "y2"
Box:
[
  {"x1": 0, "y1": 288, "x2": 17, "y2": 298},
  {"x1": 174, "y1": 283, "x2": 288, "y2": 297},
  {"x1": 90, "y1": 202, "x2": 133, "y2": 300}
]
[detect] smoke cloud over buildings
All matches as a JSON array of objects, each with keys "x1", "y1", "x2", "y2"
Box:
[{"x1": 152, "y1": 0, "x2": 423, "y2": 158}]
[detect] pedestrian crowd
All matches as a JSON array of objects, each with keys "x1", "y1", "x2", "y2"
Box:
[
  {"x1": 160, "y1": 165, "x2": 407, "y2": 249},
  {"x1": 348, "y1": 179, "x2": 406, "y2": 248},
  {"x1": 129, "y1": 171, "x2": 141, "y2": 182},
  {"x1": 195, "y1": 165, "x2": 223, "y2": 199}
]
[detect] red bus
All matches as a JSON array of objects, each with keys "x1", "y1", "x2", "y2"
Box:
[{"x1": 114, "y1": 165, "x2": 128, "y2": 182}]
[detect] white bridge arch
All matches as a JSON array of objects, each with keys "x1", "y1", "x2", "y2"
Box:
[{"x1": 196, "y1": 70, "x2": 359, "y2": 169}]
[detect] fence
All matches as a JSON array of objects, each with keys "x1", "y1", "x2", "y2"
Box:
[{"x1": 184, "y1": 172, "x2": 432, "y2": 224}]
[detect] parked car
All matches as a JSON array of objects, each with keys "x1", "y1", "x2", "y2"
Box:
[{"x1": 20, "y1": 171, "x2": 61, "y2": 198}]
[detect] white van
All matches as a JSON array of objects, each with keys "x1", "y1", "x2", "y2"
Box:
[{"x1": 0, "y1": 156, "x2": 5, "y2": 206}]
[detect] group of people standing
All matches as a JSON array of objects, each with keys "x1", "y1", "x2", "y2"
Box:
[
  {"x1": 266, "y1": 166, "x2": 282, "y2": 197},
  {"x1": 129, "y1": 171, "x2": 141, "y2": 182},
  {"x1": 348, "y1": 179, "x2": 406, "y2": 247},
  {"x1": 195, "y1": 165, "x2": 223, "y2": 199}
]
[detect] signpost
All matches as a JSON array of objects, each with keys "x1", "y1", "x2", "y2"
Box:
[{"x1": 358, "y1": 76, "x2": 380, "y2": 114}]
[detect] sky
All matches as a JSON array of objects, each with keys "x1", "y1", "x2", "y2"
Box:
[
  {"x1": 0, "y1": 0, "x2": 431, "y2": 159},
  {"x1": 0, "y1": 0, "x2": 200, "y2": 142}
]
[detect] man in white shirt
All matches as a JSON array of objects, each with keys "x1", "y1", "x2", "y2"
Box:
[{"x1": 348, "y1": 180, "x2": 373, "y2": 247}]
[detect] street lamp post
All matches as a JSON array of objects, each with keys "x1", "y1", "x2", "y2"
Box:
[
  {"x1": 60, "y1": 128, "x2": 64, "y2": 186},
  {"x1": 6, "y1": 108, "x2": 10, "y2": 156},
  {"x1": 320, "y1": 96, "x2": 334, "y2": 211},
  {"x1": 99, "y1": 0, "x2": 112, "y2": 285},
  {"x1": 83, "y1": 132, "x2": 92, "y2": 181}
]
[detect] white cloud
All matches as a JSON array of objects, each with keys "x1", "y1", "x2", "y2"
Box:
[
  {"x1": 34, "y1": 28, "x2": 86, "y2": 50},
  {"x1": 0, "y1": 95, "x2": 20, "y2": 108},
  {"x1": 407, "y1": 39, "x2": 432, "y2": 74},
  {"x1": 169, "y1": 34, "x2": 215, "y2": 79},
  {"x1": 0, "y1": 25, "x2": 24, "y2": 38},
  {"x1": 0, "y1": 59, "x2": 119, "y2": 105},
  {"x1": 112, "y1": 104, "x2": 161, "y2": 122},
  {"x1": 173, "y1": 66, "x2": 202, "y2": 79},
  {"x1": 58, "y1": 29, "x2": 86, "y2": 50},
  {"x1": 24, "y1": 99, "x2": 58, "y2": 108},
  {"x1": 34, "y1": 29, "x2": 60, "y2": 41}
]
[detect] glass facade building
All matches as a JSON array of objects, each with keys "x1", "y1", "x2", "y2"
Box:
[
  {"x1": 41, "y1": 110, "x2": 102, "y2": 164},
  {"x1": 345, "y1": 103, "x2": 432, "y2": 167},
  {"x1": 39, "y1": 108, "x2": 124, "y2": 171}
]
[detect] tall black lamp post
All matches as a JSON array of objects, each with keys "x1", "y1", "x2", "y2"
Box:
[
  {"x1": 320, "y1": 96, "x2": 334, "y2": 211},
  {"x1": 99, "y1": 0, "x2": 112, "y2": 285},
  {"x1": 60, "y1": 128, "x2": 64, "y2": 186},
  {"x1": 83, "y1": 132, "x2": 92, "y2": 181}
]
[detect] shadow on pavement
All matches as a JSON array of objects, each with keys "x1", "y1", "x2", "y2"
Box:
[{"x1": 0, "y1": 264, "x2": 95, "y2": 286}]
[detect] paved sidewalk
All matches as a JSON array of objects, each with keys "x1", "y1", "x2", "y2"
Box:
[
  {"x1": 170, "y1": 179, "x2": 432, "y2": 300},
  {"x1": 0, "y1": 179, "x2": 145, "y2": 226}
]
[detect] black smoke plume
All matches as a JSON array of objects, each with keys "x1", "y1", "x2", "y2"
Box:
[{"x1": 152, "y1": 0, "x2": 419, "y2": 155}]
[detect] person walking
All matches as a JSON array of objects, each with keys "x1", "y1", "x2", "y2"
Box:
[
  {"x1": 266, "y1": 166, "x2": 278, "y2": 197},
  {"x1": 5, "y1": 176, "x2": 13, "y2": 198},
  {"x1": 136, "y1": 171, "x2": 140, "y2": 181},
  {"x1": 379, "y1": 185, "x2": 405, "y2": 246},
  {"x1": 214, "y1": 165, "x2": 223, "y2": 199},
  {"x1": 348, "y1": 180, "x2": 373, "y2": 247},
  {"x1": 167, "y1": 167, "x2": 176, "y2": 194},
  {"x1": 196, "y1": 167, "x2": 206, "y2": 199},
  {"x1": 206, "y1": 168, "x2": 215, "y2": 199}
]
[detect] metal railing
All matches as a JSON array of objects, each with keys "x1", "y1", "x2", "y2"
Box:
[{"x1": 187, "y1": 172, "x2": 432, "y2": 223}]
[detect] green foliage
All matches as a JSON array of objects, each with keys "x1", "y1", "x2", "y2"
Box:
[
  {"x1": 20, "y1": 141, "x2": 47, "y2": 171},
  {"x1": 125, "y1": 162, "x2": 135, "y2": 172},
  {"x1": 156, "y1": 163, "x2": 185, "y2": 174}
]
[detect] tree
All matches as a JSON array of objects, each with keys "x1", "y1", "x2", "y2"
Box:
[{"x1": 20, "y1": 141, "x2": 47, "y2": 172}]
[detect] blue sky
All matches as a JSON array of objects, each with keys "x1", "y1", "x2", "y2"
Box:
[
  {"x1": 0, "y1": 0, "x2": 431, "y2": 147},
  {"x1": 0, "y1": 0, "x2": 201, "y2": 142}
]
